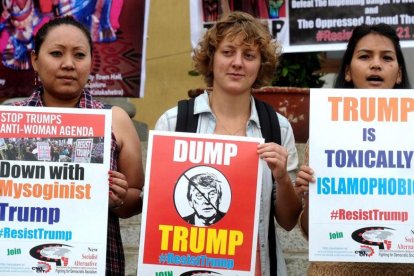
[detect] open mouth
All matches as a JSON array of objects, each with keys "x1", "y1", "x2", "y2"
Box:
[{"x1": 366, "y1": 75, "x2": 384, "y2": 82}]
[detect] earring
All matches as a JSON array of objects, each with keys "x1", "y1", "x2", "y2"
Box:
[{"x1": 34, "y1": 72, "x2": 40, "y2": 87}]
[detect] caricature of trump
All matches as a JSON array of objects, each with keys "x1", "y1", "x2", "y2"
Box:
[{"x1": 183, "y1": 172, "x2": 226, "y2": 226}]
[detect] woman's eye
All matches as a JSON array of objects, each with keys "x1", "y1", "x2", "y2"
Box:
[
  {"x1": 222, "y1": 50, "x2": 233, "y2": 56},
  {"x1": 75, "y1": 52, "x2": 86, "y2": 59},
  {"x1": 245, "y1": 53, "x2": 256, "y2": 60},
  {"x1": 50, "y1": 51, "x2": 62, "y2": 57},
  {"x1": 357, "y1": 54, "x2": 369, "y2": 60},
  {"x1": 383, "y1": 55, "x2": 394, "y2": 61}
]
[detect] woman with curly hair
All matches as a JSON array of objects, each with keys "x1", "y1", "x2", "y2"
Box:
[{"x1": 155, "y1": 11, "x2": 301, "y2": 276}]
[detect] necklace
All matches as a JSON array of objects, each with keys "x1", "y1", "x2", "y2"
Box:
[
  {"x1": 209, "y1": 93, "x2": 248, "y2": 136},
  {"x1": 215, "y1": 117, "x2": 246, "y2": 135}
]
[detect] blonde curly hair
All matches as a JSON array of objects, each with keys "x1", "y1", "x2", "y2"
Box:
[{"x1": 193, "y1": 11, "x2": 280, "y2": 89}]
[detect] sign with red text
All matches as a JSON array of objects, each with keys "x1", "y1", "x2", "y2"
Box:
[
  {"x1": 138, "y1": 131, "x2": 264, "y2": 276},
  {"x1": 190, "y1": 1, "x2": 414, "y2": 53},
  {"x1": 0, "y1": 106, "x2": 112, "y2": 275},
  {"x1": 309, "y1": 89, "x2": 414, "y2": 262}
]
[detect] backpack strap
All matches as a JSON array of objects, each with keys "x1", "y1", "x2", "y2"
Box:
[
  {"x1": 254, "y1": 97, "x2": 281, "y2": 275},
  {"x1": 254, "y1": 97, "x2": 281, "y2": 145},
  {"x1": 176, "y1": 98, "x2": 198, "y2": 132}
]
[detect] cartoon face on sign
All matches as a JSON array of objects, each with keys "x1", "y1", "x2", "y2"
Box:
[{"x1": 174, "y1": 166, "x2": 232, "y2": 227}]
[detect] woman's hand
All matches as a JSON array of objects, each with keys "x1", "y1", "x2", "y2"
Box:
[
  {"x1": 257, "y1": 142, "x2": 289, "y2": 182},
  {"x1": 295, "y1": 165, "x2": 315, "y2": 238},
  {"x1": 110, "y1": 106, "x2": 144, "y2": 218},
  {"x1": 295, "y1": 165, "x2": 315, "y2": 205},
  {"x1": 108, "y1": 170, "x2": 129, "y2": 209},
  {"x1": 257, "y1": 142, "x2": 302, "y2": 231}
]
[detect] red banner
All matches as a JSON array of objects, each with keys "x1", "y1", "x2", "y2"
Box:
[{"x1": 0, "y1": 0, "x2": 149, "y2": 98}]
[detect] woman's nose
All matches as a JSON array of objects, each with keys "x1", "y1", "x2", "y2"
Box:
[
  {"x1": 370, "y1": 57, "x2": 382, "y2": 70},
  {"x1": 61, "y1": 55, "x2": 75, "y2": 69},
  {"x1": 232, "y1": 52, "x2": 243, "y2": 68}
]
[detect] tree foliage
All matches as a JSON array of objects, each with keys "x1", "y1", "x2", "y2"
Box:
[{"x1": 272, "y1": 52, "x2": 325, "y2": 88}]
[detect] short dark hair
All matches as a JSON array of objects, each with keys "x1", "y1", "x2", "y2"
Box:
[
  {"x1": 334, "y1": 23, "x2": 410, "y2": 89},
  {"x1": 34, "y1": 16, "x2": 93, "y2": 56}
]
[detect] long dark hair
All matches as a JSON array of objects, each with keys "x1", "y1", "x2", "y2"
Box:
[{"x1": 334, "y1": 24, "x2": 410, "y2": 89}]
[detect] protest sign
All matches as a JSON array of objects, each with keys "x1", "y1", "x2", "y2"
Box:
[
  {"x1": 138, "y1": 131, "x2": 264, "y2": 275},
  {"x1": 0, "y1": 106, "x2": 111, "y2": 275},
  {"x1": 309, "y1": 89, "x2": 414, "y2": 262},
  {"x1": 190, "y1": 1, "x2": 414, "y2": 52},
  {"x1": 0, "y1": 0, "x2": 149, "y2": 98}
]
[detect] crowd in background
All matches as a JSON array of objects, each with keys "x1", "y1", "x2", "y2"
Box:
[{"x1": 0, "y1": 137, "x2": 104, "y2": 163}]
